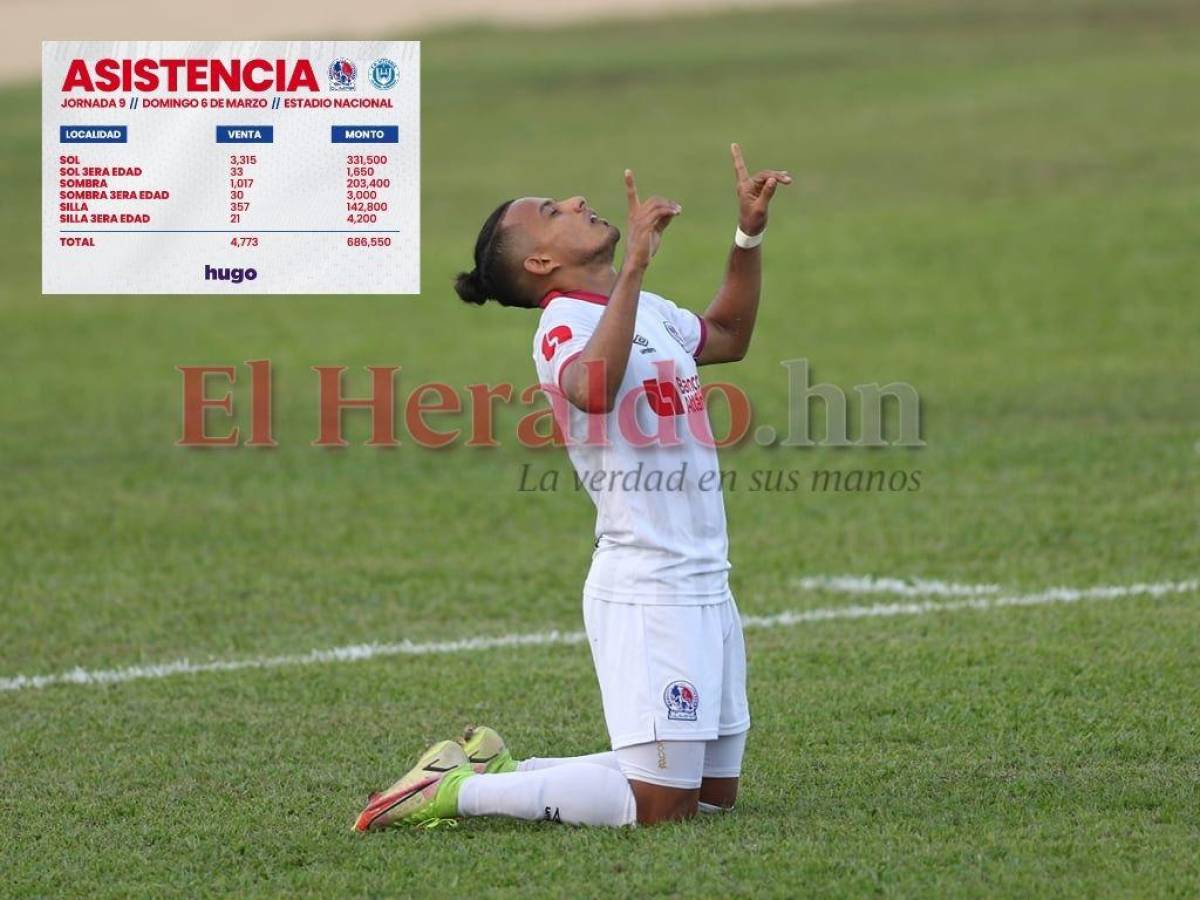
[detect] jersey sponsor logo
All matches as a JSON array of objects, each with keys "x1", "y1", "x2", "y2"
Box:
[
  {"x1": 642, "y1": 377, "x2": 685, "y2": 417},
  {"x1": 328, "y1": 59, "x2": 357, "y2": 91},
  {"x1": 664, "y1": 680, "x2": 699, "y2": 721},
  {"x1": 541, "y1": 324, "x2": 573, "y2": 361},
  {"x1": 634, "y1": 333, "x2": 656, "y2": 354}
]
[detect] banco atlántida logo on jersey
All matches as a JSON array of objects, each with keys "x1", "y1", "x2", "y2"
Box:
[{"x1": 643, "y1": 371, "x2": 704, "y2": 418}]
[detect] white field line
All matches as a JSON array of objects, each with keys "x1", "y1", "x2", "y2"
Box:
[
  {"x1": 792, "y1": 575, "x2": 1002, "y2": 597},
  {"x1": 743, "y1": 579, "x2": 1199, "y2": 628},
  {"x1": 2, "y1": 577, "x2": 1197, "y2": 693}
]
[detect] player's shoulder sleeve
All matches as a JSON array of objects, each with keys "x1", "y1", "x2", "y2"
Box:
[
  {"x1": 643, "y1": 290, "x2": 707, "y2": 360},
  {"x1": 532, "y1": 300, "x2": 597, "y2": 390}
]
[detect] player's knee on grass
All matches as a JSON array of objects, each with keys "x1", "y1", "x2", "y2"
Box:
[
  {"x1": 615, "y1": 734, "x2": 746, "y2": 822},
  {"x1": 697, "y1": 731, "x2": 746, "y2": 810},
  {"x1": 615, "y1": 740, "x2": 705, "y2": 824},
  {"x1": 628, "y1": 780, "x2": 700, "y2": 824},
  {"x1": 699, "y1": 777, "x2": 738, "y2": 810}
]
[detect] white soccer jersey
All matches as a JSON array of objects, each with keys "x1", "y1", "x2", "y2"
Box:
[{"x1": 532, "y1": 289, "x2": 731, "y2": 605}]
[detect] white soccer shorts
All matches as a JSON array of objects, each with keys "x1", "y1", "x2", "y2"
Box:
[{"x1": 582, "y1": 590, "x2": 751, "y2": 752}]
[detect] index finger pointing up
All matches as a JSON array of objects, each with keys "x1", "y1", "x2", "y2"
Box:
[
  {"x1": 624, "y1": 169, "x2": 640, "y2": 213},
  {"x1": 731, "y1": 143, "x2": 750, "y2": 182}
]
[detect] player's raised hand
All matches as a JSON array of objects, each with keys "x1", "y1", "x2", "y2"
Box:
[
  {"x1": 623, "y1": 168, "x2": 681, "y2": 270},
  {"x1": 730, "y1": 143, "x2": 791, "y2": 237}
]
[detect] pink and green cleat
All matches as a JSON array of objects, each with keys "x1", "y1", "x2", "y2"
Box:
[
  {"x1": 353, "y1": 739, "x2": 475, "y2": 832},
  {"x1": 459, "y1": 725, "x2": 517, "y2": 774}
]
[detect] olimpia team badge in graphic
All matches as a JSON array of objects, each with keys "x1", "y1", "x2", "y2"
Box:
[
  {"x1": 328, "y1": 58, "x2": 357, "y2": 90},
  {"x1": 370, "y1": 58, "x2": 397, "y2": 90}
]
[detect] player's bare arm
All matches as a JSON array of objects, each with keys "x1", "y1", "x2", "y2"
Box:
[
  {"x1": 558, "y1": 170, "x2": 681, "y2": 413},
  {"x1": 695, "y1": 142, "x2": 792, "y2": 366}
]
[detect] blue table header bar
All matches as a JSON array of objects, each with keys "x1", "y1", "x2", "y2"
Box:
[
  {"x1": 332, "y1": 125, "x2": 399, "y2": 144},
  {"x1": 216, "y1": 125, "x2": 274, "y2": 143},
  {"x1": 60, "y1": 125, "x2": 127, "y2": 143}
]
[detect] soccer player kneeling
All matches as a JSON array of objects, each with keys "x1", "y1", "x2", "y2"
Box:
[{"x1": 356, "y1": 145, "x2": 790, "y2": 830}]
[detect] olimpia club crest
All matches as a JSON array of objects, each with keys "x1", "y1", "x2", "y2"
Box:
[
  {"x1": 328, "y1": 58, "x2": 357, "y2": 91},
  {"x1": 370, "y1": 58, "x2": 397, "y2": 90},
  {"x1": 663, "y1": 680, "x2": 699, "y2": 721}
]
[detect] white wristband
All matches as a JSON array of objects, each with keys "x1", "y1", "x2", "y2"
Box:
[{"x1": 734, "y1": 226, "x2": 764, "y2": 249}]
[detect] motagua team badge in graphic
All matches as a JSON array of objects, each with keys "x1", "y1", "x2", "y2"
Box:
[
  {"x1": 328, "y1": 58, "x2": 357, "y2": 90},
  {"x1": 370, "y1": 58, "x2": 397, "y2": 90}
]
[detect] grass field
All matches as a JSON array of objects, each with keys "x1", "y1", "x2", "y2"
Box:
[{"x1": 3, "y1": 0, "x2": 1200, "y2": 894}]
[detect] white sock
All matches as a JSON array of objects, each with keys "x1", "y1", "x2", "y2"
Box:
[
  {"x1": 698, "y1": 801, "x2": 734, "y2": 814},
  {"x1": 458, "y1": 763, "x2": 636, "y2": 827},
  {"x1": 517, "y1": 751, "x2": 621, "y2": 773}
]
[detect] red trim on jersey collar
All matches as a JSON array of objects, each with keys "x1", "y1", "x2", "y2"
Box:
[{"x1": 539, "y1": 289, "x2": 609, "y2": 309}]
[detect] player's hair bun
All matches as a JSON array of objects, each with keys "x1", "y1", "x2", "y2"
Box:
[
  {"x1": 455, "y1": 198, "x2": 526, "y2": 307},
  {"x1": 454, "y1": 268, "x2": 489, "y2": 305}
]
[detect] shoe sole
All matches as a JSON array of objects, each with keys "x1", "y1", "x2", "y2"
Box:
[
  {"x1": 354, "y1": 739, "x2": 466, "y2": 832},
  {"x1": 354, "y1": 775, "x2": 439, "y2": 832}
]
